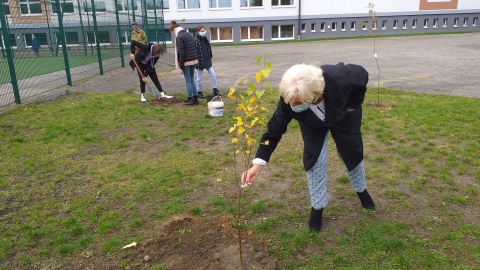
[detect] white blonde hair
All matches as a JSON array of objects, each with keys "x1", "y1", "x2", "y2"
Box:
[{"x1": 279, "y1": 64, "x2": 325, "y2": 104}]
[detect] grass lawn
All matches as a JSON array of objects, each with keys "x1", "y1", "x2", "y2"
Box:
[{"x1": 0, "y1": 87, "x2": 479, "y2": 269}]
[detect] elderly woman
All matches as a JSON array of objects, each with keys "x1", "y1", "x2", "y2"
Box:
[{"x1": 242, "y1": 63, "x2": 375, "y2": 232}]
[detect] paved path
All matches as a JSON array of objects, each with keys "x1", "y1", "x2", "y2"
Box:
[{"x1": 46, "y1": 32, "x2": 480, "y2": 99}]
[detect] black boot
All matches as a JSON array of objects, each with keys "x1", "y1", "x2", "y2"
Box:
[
  {"x1": 193, "y1": 96, "x2": 199, "y2": 105},
  {"x1": 213, "y1": 88, "x2": 221, "y2": 96},
  {"x1": 308, "y1": 207, "x2": 323, "y2": 232},
  {"x1": 357, "y1": 189, "x2": 375, "y2": 210},
  {"x1": 183, "y1": 97, "x2": 194, "y2": 106},
  {"x1": 197, "y1": 91, "x2": 205, "y2": 99}
]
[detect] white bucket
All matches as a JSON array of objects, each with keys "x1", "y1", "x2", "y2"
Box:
[{"x1": 208, "y1": 96, "x2": 224, "y2": 117}]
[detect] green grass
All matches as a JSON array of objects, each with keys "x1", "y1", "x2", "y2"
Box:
[
  {"x1": 0, "y1": 50, "x2": 126, "y2": 83},
  {"x1": 0, "y1": 88, "x2": 479, "y2": 269}
]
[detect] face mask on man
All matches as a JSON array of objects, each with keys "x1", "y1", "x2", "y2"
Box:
[
  {"x1": 199, "y1": 31, "x2": 206, "y2": 37},
  {"x1": 290, "y1": 104, "x2": 309, "y2": 113}
]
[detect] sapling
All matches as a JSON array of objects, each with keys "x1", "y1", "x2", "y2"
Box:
[
  {"x1": 364, "y1": 2, "x2": 382, "y2": 104},
  {"x1": 227, "y1": 55, "x2": 273, "y2": 264}
]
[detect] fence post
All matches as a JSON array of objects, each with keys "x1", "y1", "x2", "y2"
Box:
[
  {"x1": 0, "y1": 4, "x2": 21, "y2": 104},
  {"x1": 54, "y1": 0, "x2": 73, "y2": 86},
  {"x1": 90, "y1": 0, "x2": 104, "y2": 75},
  {"x1": 113, "y1": 0, "x2": 125, "y2": 67}
]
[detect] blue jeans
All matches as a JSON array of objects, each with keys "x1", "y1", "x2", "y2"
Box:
[
  {"x1": 196, "y1": 66, "x2": 218, "y2": 92},
  {"x1": 183, "y1": 65, "x2": 197, "y2": 97}
]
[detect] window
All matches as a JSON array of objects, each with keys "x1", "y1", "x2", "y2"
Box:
[
  {"x1": 351, "y1": 21, "x2": 356, "y2": 31},
  {"x1": 454, "y1": 18, "x2": 459, "y2": 27},
  {"x1": 301, "y1": 23, "x2": 306, "y2": 33},
  {"x1": 433, "y1": 18, "x2": 438, "y2": 28},
  {"x1": 443, "y1": 18, "x2": 448, "y2": 28},
  {"x1": 381, "y1": 20, "x2": 387, "y2": 30},
  {"x1": 272, "y1": 25, "x2": 294, "y2": 39},
  {"x1": 178, "y1": 0, "x2": 200, "y2": 9},
  {"x1": 84, "y1": 1, "x2": 106, "y2": 12},
  {"x1": 241, "y1": 26, "x2": 263, "y2": 41},
  {"x1": 2, "y1": 0, "x2": 10, "y2": 15},
  {"x1": 52, "y1": 0, "x2": 75, "y2": 13},
  {"x1": 423, "y1": 19, "x2": 429, "y2": 28},
  {"x1": 341, "y1": 22, "x2": 346, "y2": 31},
  {"x1": 412, "y1": 19, "x2": 417, "y2": 29},
  {"x1": 241, "y1": 0, "x2": 262, "y2": 8},
  {"x1": 65, "y1": 32, "x2": 79, "y2": 44},
  {"x1": 473, "y1": 17, "x2": 478, "y2": 26},
  {"x1": 463, "y1": 17, "x2": 468, "y2": 27},
  {"x1": 393, "y1": 20, "x2": 398, "y2": 29},
  {"x1": 331, "y1": 22, "x2": 337, "y2": 31},
  {"x1": 320, "y1": 22, "x2": 325, "y2": 32},
  {"x1": 117, "y1": 0, "x2": 137, "y2": 11},
  {"x1": 210, "y1": 0, "x2": 232, "y2": 8},
  {"x1": 272, "y1": 0, "x2": 294, "y2": 6},
  {"x1": 362, "y1": 21, "x2": 368, "y2": 31},
  {"x1": 403, "y1": 20, "x2": 408, "y2": 29},
  {"x1": 86, "y1": 31, "x2": 110, "y2": 44},
  {"x1": 210, "y1": 27, "x2": 233, "y2": 42},
  {"x1": 26, "y1": 33, "x2": 47, "y2": 46},
  {"x1": 146, "y1": 0, "x2": 169, "y2": 10},
  {"x1": 311, "y1": 23, "x2": 316, "y2": 32},
  {"x1": 20, "y1": 0, "x2": 42, "y2": 15}
]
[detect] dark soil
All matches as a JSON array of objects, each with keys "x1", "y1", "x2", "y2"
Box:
[{"x1": 121, "y1": 215, "x2": 278, "y2": 270}]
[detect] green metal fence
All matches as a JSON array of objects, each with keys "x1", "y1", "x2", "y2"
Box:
[{"x1": 0, "y1": 0, "x2": 166, "y2": 108}]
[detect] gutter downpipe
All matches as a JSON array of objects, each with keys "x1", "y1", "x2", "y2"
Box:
[{"x1": 297, "y1": 0, "x2": 302, "y2": 40}]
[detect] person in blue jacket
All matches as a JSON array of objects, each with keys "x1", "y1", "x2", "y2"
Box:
[
  {"x1": 31, "y1": 36, "x2": 41, "y2": 57},
  {"x1": 242, "y1": 63, "x2": 375, "y2": 232}
]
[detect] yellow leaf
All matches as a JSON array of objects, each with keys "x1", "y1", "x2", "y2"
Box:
[
  {"x1": 261, "y1": 140, "x2": 270, "y2": 146},
  {"x1": 261, "y1": 107, "x2": 268, "y2": 112},
  {"x1": 231, "y1": 137, "x2": 239, "y2": 143},
  {"x1": 229, "y1": 126, "x2": 236, "y2": 134},
  {"x1": 251, "y1": 117, "x2": 258, "y2": 127},
  {"x1": 228, "y1": 87, "x2": 236, "y2": 96},
  {"x1": 246, "y1": 150, "x2": 251, "y2": 155},
  {"x1": 236, "y1": 117, "x2": 243, "y2": 126},
  {"x1": 247, "y1": 104, "x2": 253, "y2": 112},
  {"x1": 249, "y1": 96, "x2": 257, "y2": 104},
  {"x1": 256, "y1": 73, "x2": 262, "y2": 83},
  {"x1": 235, "y1": 150, "x2": 240, "y2": 154},
  {"x1": 247, "y1": 137, "x2": 257, "y2": 146},
  {"x1": 261, "y1": 68, "x2": 269, "y2": 78},
  {"x1": 237, "y1": 126, "x2": 245, "y2": 135},
  {"x1": 237, "y1": 104, "x2": 247, "y2": 112},
  {"x1": 216, "y1": 177, "x2": 222, "y2": 182},
  {"x1": 256, "y1": 56, "x2": 263, "y2": 65}
]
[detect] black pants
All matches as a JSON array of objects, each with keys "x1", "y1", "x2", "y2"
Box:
[{"x1": 136, "y1": 63, "x2": 163, "y2": 94}]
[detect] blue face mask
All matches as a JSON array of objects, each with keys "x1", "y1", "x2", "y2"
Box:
[
  {"x1": 199, "y1": 32, "x2": 206, "y2": 37},
  {"x1": 290, "y1": 104, "x2": 309, "y2": 113}
]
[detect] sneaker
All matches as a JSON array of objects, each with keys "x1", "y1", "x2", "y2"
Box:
[
  {"x1": 141, "y1": 94, "x2": 147, "y2": 102},
  {"x1": 197, "y1": 91, "x2": 205, "y2": 99},
  {"x1": 213, "y1": 88, "x2": 221, "y2": 96},
  {"x1": 160, "y1": 92, "x2": 173, "y2": 99}
]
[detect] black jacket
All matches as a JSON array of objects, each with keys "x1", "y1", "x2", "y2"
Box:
[
  {"x1": 175, "y1": 30, "x2": 197, "y2": 70},
  {"x1": 129, "y1": 41, "x2": 160, "y2": 75},
  {"x1": 195, "y1": 35, "x2": 213, "y2": 70},
  {"x1": 255, "y1": 63, "x2": 369, "y2": 171}
]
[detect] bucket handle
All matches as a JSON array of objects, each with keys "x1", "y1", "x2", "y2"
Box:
[{"x1": 209, "y1": 96, "x2": 222, "y2": 103}]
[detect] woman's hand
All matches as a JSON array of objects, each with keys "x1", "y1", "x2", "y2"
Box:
[
  {"x1": 347, "y1": 108, "x2": 356, "y2": 112},
  {"x1": 130, "y1": 54, "x2": 135, "y2": 60},
  {"x1": 179, "y1": 69, "x2": 184, "y2": 75},
  {"x1": 242, "y1": 164, "x2": 263, "y2": 187},
  {"x1": 142, "y1": 77, "x2": 147, "y2": 82}
]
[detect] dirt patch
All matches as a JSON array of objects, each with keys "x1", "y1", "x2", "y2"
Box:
[
  {"x1": 150, "y1": 96, "x2": 185, "y2": 105},
  {"x1": 366, "y1": 102, "x2": 395, "y2": 111},
  {"x1": 121, "y1": 215, "x2": 278, "y2": 270}
]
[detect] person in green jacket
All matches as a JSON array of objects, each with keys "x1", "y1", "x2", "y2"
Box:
[{"x1": 131, "y1": 22, "x2": 147, "y2": 53}]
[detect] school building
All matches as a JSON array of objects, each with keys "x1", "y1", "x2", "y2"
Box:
[{"x1": 1, "y1": 0, "x2": 479, "y2": 49}]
